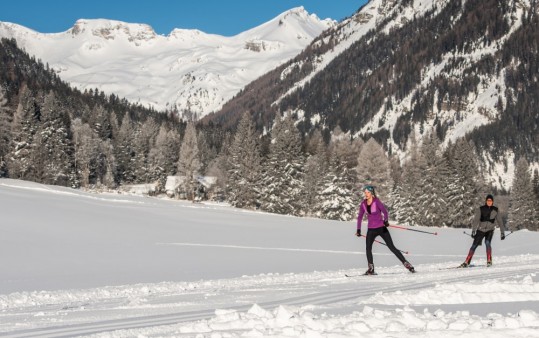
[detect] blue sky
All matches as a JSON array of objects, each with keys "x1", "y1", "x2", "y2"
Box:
[{"x1": 1, "y1": 1, "x2": 368, "y2": 36}]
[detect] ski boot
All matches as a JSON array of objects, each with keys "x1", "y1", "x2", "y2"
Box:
[
  {"x1": 364, "y1": 263, "x2": 376, "y2": 275},
  {"x1": 404, "y1": 261, "x2": 415, "y2": 273},
  {"x1": 458, "y1": 262, "x2": 469, "y2": 268},
  {"x1": 487, "y1": 260, "x2": 492, "y2": 267}
]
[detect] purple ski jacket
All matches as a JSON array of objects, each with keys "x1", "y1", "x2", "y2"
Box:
[{"x1": 357, "y1": 197, "x2": 389, "y2": 230}]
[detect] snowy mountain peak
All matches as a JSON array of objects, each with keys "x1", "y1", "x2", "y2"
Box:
[
  {"x1": 69, "y1": 19, "x2": 157, "y2": 42},
  {"x1": 238, "y1": 7, "x2": 335, "y2": 42},
  {"x1": 0, "y1": 8, "x2": 334, "y2": 117}
]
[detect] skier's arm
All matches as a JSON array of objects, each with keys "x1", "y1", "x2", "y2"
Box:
[
  {"x1": 471, "y1": 208, "x2": 480, "y2": 233},
  {"x1": 496, "y1": 211, "x2": 506, "y2": 237},
  {"x1": 378, "y1": 199, "x2": 389, "y2": 223},
  {"x1": 357, "y1": 202, "x2": 365, "y2": 232}
]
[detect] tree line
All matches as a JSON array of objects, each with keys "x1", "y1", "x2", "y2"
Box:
[{"x1": 1, "y1": 37, "x2": 538, "y2": 231}]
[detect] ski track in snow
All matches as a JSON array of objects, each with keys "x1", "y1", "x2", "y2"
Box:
[
  {"x1": 159, "y1": 242, "x2": 464, "y2": 258},
  {"x1": 2, "y1": 258, "x2": 539, "y2": 337}
]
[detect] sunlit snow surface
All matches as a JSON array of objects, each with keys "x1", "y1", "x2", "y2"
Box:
[{"x1": 1, "y1": 178, "x2": 538, "y2": 337}]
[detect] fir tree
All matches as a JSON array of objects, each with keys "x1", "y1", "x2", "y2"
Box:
[
  {"x1": 397, "y1": 131, "x2": 427, "y2": 226},
  {"x1": 33, "y1": 91, "x2": 75, "y2": 186},
  {"x1": 356, "y1": 138, "x2": 391, "y2": 203},
  {"x1": 71, "y1": 119, "x2": 98, "y2": 187},
  {"x1": 206, "y1": 131, "x2": 233, "y2": 201},
  {"x1": 446, "y1": 138, "x2": 483, "y2": 227},
  {"x1": 317, "y1": 150, "x2": 357, "y2": 221},
  {"x1": 114, "y1": 113, "x2": 136, "y2": 183},
  {"x1": 508, "y1": 158, "x2": 538, "y2": 231},
  {"x1": 303, "y1": 129, "x2": 328, "y2": 216},
  {"x1": 260, "y1": 113, "x2": 305, "y2": 216},
  {"x1": 148, "y1": 125, "x2": 180, "y2": 190},
  {"x1": 132, "y1": 126, "x2": 150, "y2": 184},
  {"x1": 177, "y1": 121, "x2": 201, "y2": 201},
  {"x1": 418, "y1": 132, "x2": 451, "y2": 227},
  {"x1": 227, "y1": 112, "x2": 262, "y2": 209},
  {"x1": 7, "y1": 88, "x2": 40, "y2": 180}
]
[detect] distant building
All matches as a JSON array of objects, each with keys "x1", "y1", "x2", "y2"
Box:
[
  {"x1": 165, "y1": 175, "x2": 218, "y2": 201},
  {"x1": 121, "y1": 182, "x2": 159, "y2": 196}
]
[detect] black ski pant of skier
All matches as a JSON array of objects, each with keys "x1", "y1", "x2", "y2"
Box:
[
  {"x1": 465, "y1": 230, "x2": 494, "y2": 264},
  {"x1": 366, "y1": 226, "x2": 406, "y2": 265}
]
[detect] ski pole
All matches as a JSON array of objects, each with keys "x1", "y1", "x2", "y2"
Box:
[
  {"x1": 388, "y1": 224, "x2": 438, "y2": 235},
  {"x1": 361, "y1": 235, "x2": 409, "y2": 255},
  {"x1": 505, "y1": 231, "x2": 515, "y2": 238},
  {"x1": 465, "y1": 230, "x2": 514, "y2": 238}
]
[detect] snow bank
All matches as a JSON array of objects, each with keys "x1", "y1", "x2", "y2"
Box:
[
  {"x1": 363, "y1": 274, "x2": 539, "y2": 306},
  {"x1": 90, "y1": 304, "x2": 539, "y2": 337}
]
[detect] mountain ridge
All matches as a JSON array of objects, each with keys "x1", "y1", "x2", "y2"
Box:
[
  {"x1": 206, "y1": 0, "x2": 539, "y2": 190},
  {"x1": 0, "y1": 7, "x2": 335, "y2": 118}
]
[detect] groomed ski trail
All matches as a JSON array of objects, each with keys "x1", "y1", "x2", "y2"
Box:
[{"x1": 2, "y1": 257, "x2": 539, "y2": 338}]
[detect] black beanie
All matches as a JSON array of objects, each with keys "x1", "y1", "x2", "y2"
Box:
[{"x1": 486, "y1": 194, "x2": 494, "y2": 201}]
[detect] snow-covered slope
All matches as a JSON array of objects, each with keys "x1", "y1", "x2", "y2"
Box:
[
  {"x1": 1, "y1": 178, "x2": 539, "y2": 337},
  {"x1": 0, "y1": 7, "x2": 334, "y2": 117}
]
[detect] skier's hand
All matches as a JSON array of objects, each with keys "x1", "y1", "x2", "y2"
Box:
[
  {"x1": 383, "y1": 220, "x2": 389, "y2": 227},
  {"x1": 355, "y1": 230, "x2": 361, "y2": 237},
  {"x1": 501, "y1": 233, "x2": 505, "y2": 240},
  {"x1": 472, "y1": 230, "x2": 476, "y2": 237}
]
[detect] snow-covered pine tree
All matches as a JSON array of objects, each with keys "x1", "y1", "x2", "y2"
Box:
[
  {"x1": 88, "y1": 104, "x2": 113, "y2": 140},
  {"x1": 508, "y1": 157, "x2": 538, "y2": 231},
  {"x1": 206, "y1": 131, "x2": 232, "y2": 201},
  {"x1": 7, "y1": 87, "x2": 40, "y2": 180},
  {"x1": 418, "y1": 132, "x2": 452, "y2": 227},
  {"x1": 72, "y1": 117, "x2": 117, "y2": 189},
  {"x1": 34, "y1": 91, "x2": 75, "y2": 186},
  {"x1": 446, "y1": 138, "x2": 483, "y2": 227},
  {"x1": 329, "y1": 127, "x2": 363, "y2": 172},
  {"x1": 71, "y1": 119, "x2": 98, "y2": 187},
  {"x1": 197, "y1": 129, "x2": 217, "y2": 175},
  {"x1": 97, "y1": 140, "x2": 116, "y2": 189},
  {"x1": 260, "y1": 113, "x2": 305, "y2": 216},
  {"x1": 227, "y1": 112, "x2": 262, "y2": 209},
  {"x1": 303, "y1": 129, "x2": 328, "y2": 216},
  {"x1": 387, "y1": 154, "x2": 403, "y2": 220},
  {"x1": 397, "y1": 131, "x2": 427, "y2": 226},
  {"x1": 148, "y1": 125, "x2": 180, "y2": 190},
  {"x1": 114, "y1": 113, "x2": 136, "y2": 183},
  {"x1": 177, "y1": 121, "x2": 201, "y2": 201},
  {"x1": 317, "y1": 149, "x2": 357, "y2": 221},
  {"x1": 356, "y1": 138, "x2": 391, "y2": 203},
  {"x1": 131, "y1": 118, "x2": 159, "y2": 184},
  {"x1": 132, "y1": 126, "x2": 150, "y2": 184}
]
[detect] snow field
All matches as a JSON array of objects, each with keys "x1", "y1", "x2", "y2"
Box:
[{"x1": 1, "y1": 179, "x2": 539, "y2": 337}]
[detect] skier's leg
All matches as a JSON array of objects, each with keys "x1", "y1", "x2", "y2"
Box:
[
  {"x1": 464, "y1": 231, "x2": 485, "y2": 265},
  {"x1": 365, "y1": 228, "x2": 382, "y2": 274},
  {"x1": 484, "y1": 230, "x2": 494, "y2": 265},
  {"x1": 379, "y1": 227, "x2": 406, "y2": 263},
  {"x1": 365, "y1": 229, "x2": 378, "y2": 265}
]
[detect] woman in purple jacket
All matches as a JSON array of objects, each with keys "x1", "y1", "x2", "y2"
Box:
[{"x1": 356, "y1": 185, "x2": 415, "y2": 275}]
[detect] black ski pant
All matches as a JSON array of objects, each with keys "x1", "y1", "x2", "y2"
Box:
[{"x1": 366, "y1": 226, "x2": 406, "y2": 265}]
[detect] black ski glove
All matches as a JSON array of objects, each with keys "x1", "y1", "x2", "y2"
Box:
[
  {"x1": 501, "y1": 233, "x2": 505, "y2": 240},
  {"x1": 383, "y1": 220, "x2": 389, "y2": 227},
  {"x1": 356, "y1": 229, "x2": 361, "y2": 237},
  {"x1": 472, "y1": 230, "x2": 477, "y2": 237}
]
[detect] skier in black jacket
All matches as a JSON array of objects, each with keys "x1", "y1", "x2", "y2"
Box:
[{"x1": 459, "y1": 194, "x2": 506, "y2": 267}]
